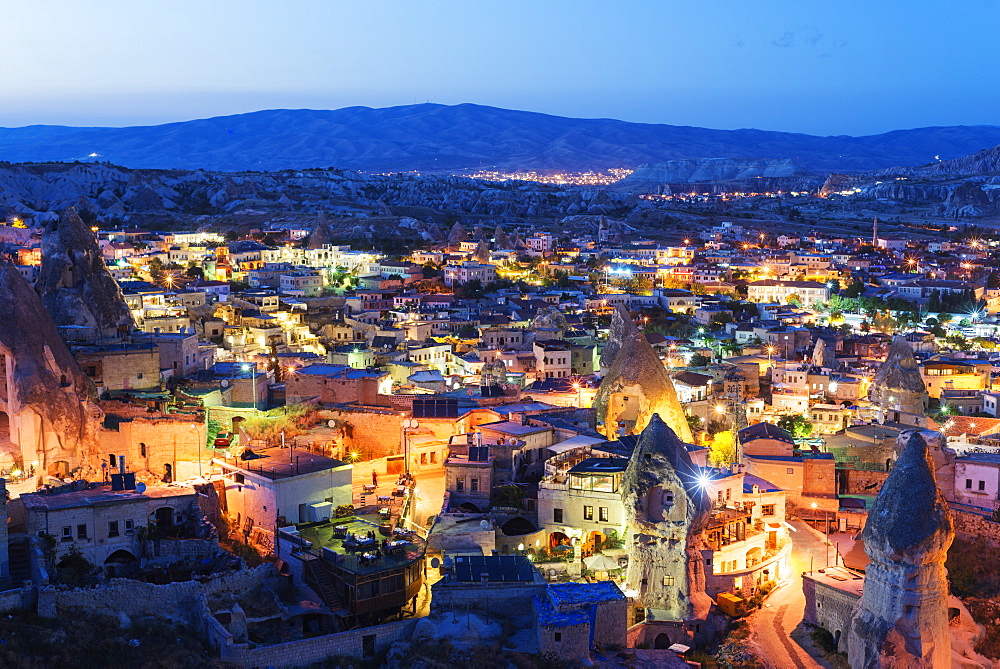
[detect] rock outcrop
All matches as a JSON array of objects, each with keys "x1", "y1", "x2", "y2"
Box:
[
  {"x1": 594, "y1": 307, "x2": 692, "y2": 441},
  {"x1": 868, "y1": 337, "x2": 929, "y2": 418},
  {"x1": 848, "y1": 429, "x2": 954, "y2": 668},
  {"x1": 307, "y1": 212, "x2": 335, "y2": 250},
  {"x1": 622, "y1": 415, "x2": 712, "y2": 621},
  {"x1": 530, "y1": 305, "x2": 569, "y2": 337},
  {"x1": 811, "y1": 337, "x2": 838, "y2": 370},
  {"x1": 36, "y1": 207, "x2": 134, "y2": 338},
  {"x1": 0, "y1": 262, "x2": 100, "y2": 479}
]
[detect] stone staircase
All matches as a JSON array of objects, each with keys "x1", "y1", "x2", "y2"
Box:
[{"x1": 301, "y1": 552, "x2": 347, "y2": 614}]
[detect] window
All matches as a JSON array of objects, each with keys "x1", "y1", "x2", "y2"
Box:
[
  {"x1": 599, "y1": 507, "x2": 609, "y2": 522},
  {"x1": 456, "y1": 478, "x2": 465, "y2": 492},
  {"x1": 553, "y1": 508, "x2": 563, "y2": 523},
  {"x1": 61, "y1": 526, "x2": 72, "y2": 542},
  {"x1": 234, "y1": 473, "x2": 245, "y2": 484},
  {"x1": 762, "y1": 504, "x2": 776, "y2": 516},
  {"x1": 430, "y1": 452, "x2": 437, "y2": 464},
  {"x1": 979, "y1": 480, "x2": 986, "y2": 491},
  {"x1": 554, "y1": 632, "x2": 562, "y2": 642},
  {"x1": 966, "y1": 479, "x2": 973, "y2": 489},
  {"x1": 662, "y1": 575, "x2": 674, "y2": 586},
  {"x1": 77, "y1": 524, "x2": 88, "y2": 540},
  {"x1": 583, "y1": 506, "x2": 594, "y2": 521},
  {"x1": 108, "y1": 521, "x2": 119, "y2": 538},
  {"x1": 139, "y1": 443, "x2": 146, "y2": 457},
  {"x1": 125, "y1": 520, "x2": 134, "y2": 534},
  {"x1": 786, "y1": 468, "x2": 794, "y2": 475},
  {"x1": 470, "y1": 478, "x2": 479, "y2": 492}
]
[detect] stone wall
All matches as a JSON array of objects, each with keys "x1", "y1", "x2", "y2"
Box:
[
  {"x1": 802, "y1": 574, "x2": 860, "y2": 652},
  {"x1": 0, "y1": 585, "x2": 35, "y2": 613},
  {"x1": 838, "y1": 468, "x2": 889, "y2": 496},
  {"x1": 325, "y1": 407, "x2": 402, "y2": 460},
  {"x1": 212, "y1": 617, "x2": 417, "y2": 667},
  {"x1": 37, "y1": 564, "x2": 272, "y2": 623},
  {"x1": 953, "y1": 506, "x2": 1000, "y2": 542},
  {"x1": 538, "y1": 620, "x2": 590, "y2": 664}
]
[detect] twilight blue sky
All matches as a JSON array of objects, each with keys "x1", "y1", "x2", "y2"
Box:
[{"x1": 1, "y1": 0, "x2": 997, "y2": 135}]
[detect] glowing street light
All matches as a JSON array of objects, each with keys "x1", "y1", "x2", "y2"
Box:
[{"x1": 241, "y1": 363, "x2": 258, "y2": 411}]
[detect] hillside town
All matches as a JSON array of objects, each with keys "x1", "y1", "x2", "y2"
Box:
[{"x1": 0, "y1": 200, "x2": 997, "y2": 667}]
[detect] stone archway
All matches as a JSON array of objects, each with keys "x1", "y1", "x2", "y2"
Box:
[
  {"x1": 548, "y1": 531, "x2": 569, "y2": 549},
  {"x1": 654, "y1": 633, "x2": 672, "y2": 649}
]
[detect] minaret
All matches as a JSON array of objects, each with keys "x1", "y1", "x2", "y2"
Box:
[
  {"x1": 872, "y1": 216, "x2": 879, "y2": 248},
  {"x1": 847, "y1": 430, "x2": 954, "y2": 668}
]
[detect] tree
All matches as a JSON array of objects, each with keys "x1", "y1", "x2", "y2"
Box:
[
  {"x1": 689, "y1": 353, "x2": 711, "y2": 367},
  {"x1": 686, "y1": 414, "x2": 703, "y2": 435},
  {"x1": 776, "y1": 414, "x2": 813, "y2": 439},
  {"x1": 708, "y1": 430, "x2": 737, "y2": 467}
]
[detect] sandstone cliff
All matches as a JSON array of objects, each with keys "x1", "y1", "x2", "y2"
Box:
[{"x1": 0, "y1": 262, "x2": 100, "y2": 477}]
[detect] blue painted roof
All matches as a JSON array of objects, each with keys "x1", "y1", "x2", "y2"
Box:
[
  {"x1": 534, "y1": 595, "x2": 588, "y2": 628},
  {"x1": 547, "y1": 581, "x2": 625, "y2": 606}
]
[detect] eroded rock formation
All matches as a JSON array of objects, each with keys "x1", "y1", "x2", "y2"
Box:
[
  {"x1": 36, "y1": 207, "x2": 134, "y2": 337},
  {"x1": 0, "y1": 262, "x2": 100, "y2": 479},
  {"x1": 869, "y1": 336, "x2": 929, "y2": 418},
  {"x1": 594, "y1": 307, "x2": 692, "y2": 440},
  {"x1": 622, "y1": 415, "x2": 712, "y2": 621},
  {"x1": 847, "y1": 429, "x2": 954, "y2": 668}
]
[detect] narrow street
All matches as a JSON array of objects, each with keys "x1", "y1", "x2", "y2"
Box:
[{"x1": 747, "y1": 519, "x2": 838, "y2": 668}]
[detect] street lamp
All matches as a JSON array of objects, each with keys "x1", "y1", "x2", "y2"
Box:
[
  {"x1": 572, "y1": 382, "x2": 582, "y2": 408},
  {"x1": 241, "y1": 363, "x2": 257, "y2": 411}
]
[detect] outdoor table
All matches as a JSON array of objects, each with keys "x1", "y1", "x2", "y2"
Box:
[
  {"x1": 379, "y1": 507, "x2": 391, "y2": 518},
  {"x1": 362, "y1": 484, "x2": 377, "y2": 494},
  {"x1": 333, "y1": 525, "x2": 348, "y2": 538},
  {"x1": 377, "y1": 495, "x2": 391, "y2": 504},
  {"x1": 394, "y1": 485, "x2": 406, "y2": 496}
]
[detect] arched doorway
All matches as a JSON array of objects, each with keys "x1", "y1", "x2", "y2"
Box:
[
  {"x1": 155, "y1": 507, "x2": 174, "y2": 531},
  {"x1": 833, "y1": 630, "x2": 842, "y2": 650},
  {"x1": 746, "y1": 547, "x2": 762, "y2": 568},
  {"x1": 584, "y1": 530, "x2": 605, "y2": 556},
  {"x1": 548, "y1": 531, "x2": 569, "y2": 550},
  {"x1": 458, "y1": 502, "x2": 481, "y2": 513},
  {"x1": 654, "y1": 633, "x2": 672, "y2": 649},
  {"x1": 104, "y1": 549, "x2": 137, "y2": 578},
  {"x1": 500, "y1": 517, "x2": 536, "y2": 537}
]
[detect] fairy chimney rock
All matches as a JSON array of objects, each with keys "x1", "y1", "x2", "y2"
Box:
[
  {"x1": 36, "y1": 207, "x2": 134, "y2": 338},
  {"x1": 594, "y1": 307, "x2": 692, "y2": 441},
  {"x1": 847, "y1": 429, "x2": 954, "y2": 668},
  {"x1": 622, "y1": 415, "x2": 712, "y2": 620},
  {"x1": 868, "y1": 337, "x2": 929, "y2": 417}
]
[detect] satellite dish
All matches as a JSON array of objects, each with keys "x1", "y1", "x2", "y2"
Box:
[
  {"x1": 135, "y1": 482, "x2": 147, "y2": 494},
  {"x1": 509, "y1": 438, "x2": 517, "y2": 445},
  {"x1": 479, "y1": 520, "x2": 490, "y2": 529},
  {"x1": 430, "y1": 557, "x2": 440, "y2": 568},
  {"x1": 221, "y1": 379, "x2": 229, "y2": 388},
  {"x1": 327, "y1": 419, "x2": 337, "y2": 428}
]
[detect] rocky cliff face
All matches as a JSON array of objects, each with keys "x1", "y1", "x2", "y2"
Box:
[
  {"x1": 0, "y1": 262, "x2": 100, "y2": 478},
  {"x1": 36, "y1": 208, "x2": 135, "y2": 337},
  {"x1": 617, "y1": 158, "x2": 815, "y2": 192},
  {"x1": 868, "y1": 337, "x2": 929, "y2": 418},
  {"x1": 848, "y1": 429, "x2": 953, "y2": 668},
  {"x1": 594, "y1": 307, "x2": 692, "y2": 441},
  {"x1": 622, "y1": 415, "x2": 712, "y2": 621}
]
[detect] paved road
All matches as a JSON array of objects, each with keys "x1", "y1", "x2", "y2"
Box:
[
  {"x1": 349, "y1": 458, "x2": 445, "y2": 531},
  {"x1": 748, "y1": 520, "x2": 836, "y2": 668}
]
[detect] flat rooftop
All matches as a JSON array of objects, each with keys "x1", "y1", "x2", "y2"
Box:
[
  {"x1": 804, "y1": 566, "x2": 865, "y2": 597},
  {"x1": 295, "y1": 516, "x2": 425, "y2": 576},
  {"x1": 216, "y1": 447, "x2": 348, "y2": 480},
  {"x1": 567, "y1": 458, "x2": 628, "y2": 475},
  {"x1": 21, "y1": 482, "x2": 196, "y2": 511}
]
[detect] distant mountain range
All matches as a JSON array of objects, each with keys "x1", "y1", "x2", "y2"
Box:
[{"x1": 2, "y1": 103, "x2": 1000, "y2": 174}]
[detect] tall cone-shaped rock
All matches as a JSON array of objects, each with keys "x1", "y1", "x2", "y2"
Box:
[
  {"x1": 0, "y1": 262, "x2": 100, "y2": 479},
  {"x1": 493, "y1": 225, "x2": 512, "y2": 250},
  {"x1": 595, "y1": 306, "x2": 692, "y2": 440},
  {"x1": 811, "y1": 337, "x2": 837, "y2": 370},
  {"x1": 307, "y1": 212, "x2": 335, "y2": 250},
  {"x1": 848, "y1": 429, "x2": 953, "y2": 668},
  {"x1": 622, "y1": 415, "x2": 712, "y2": 620},
  {"x1": 473, "y1": 240, "x2": 491, "y2": 263},
  {"x1": 36, "y1": 207, "x2": 134, "y2": 338},
  {"x1": 868, "y1": 336, "x2": 929, "y2": 417}
]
